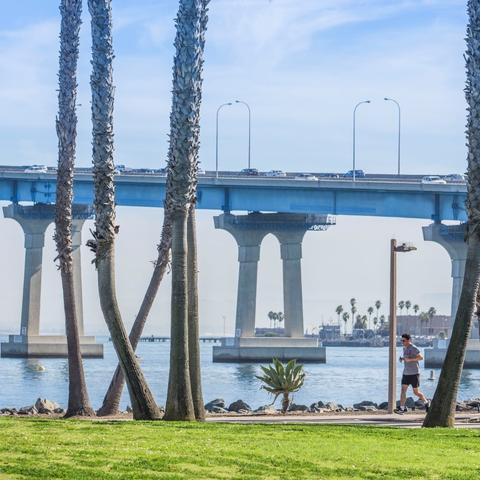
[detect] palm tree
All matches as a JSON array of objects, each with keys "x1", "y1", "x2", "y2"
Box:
[
  {"x1": 256, "y1": 358, "x2": 305, "y2": 413},
  {"x1": 398, "y1": 300, "x2": 405, "y2": 315},
  {"x1": 420, "y1": 312, "x2": 429, "y2": 336},
  {"x1": 268, "y1": 311, "x2": 275, "y2": 329},
  {"x1": 380, "y1": 314, "x2": 386, "y2": 327},
  {"x1": 373, "y1": 316, "x2": 378, "y2": 334},
  {"x1": 164, "y1": 0, "x2": 210, "y2": 421},
  {"x1": 405, "y1": 300, "x2": 412, "y2": 315},
  {"x1": 86, "y1": 0, "x2": 160, "y2": 421},
  {"x1": 375, "y1": 300, "x2": 382, "y2": 318},
  {"x1": 342, "y1": 312, "x2": 350, "y2": 337},
  {"x1": 54, "y1": 0, "x2": 94, "y2": 418},
  {"x1": 354, "y1": 314, "x2": 363, "y2": 330},
  {"x1": 361, "y1": 315, "x2": 368, "y2": 329},
  {"x1": 424, "y1": 1, "x2": 480, "y2": 428},
  {"x1": 273, "y1": 312, "x2": 279, "y2": 329},
  {"x1": 367, "y1": 306, "x2": 374, "y2": 329},
  {"x1": 350, "y1": 298, "x2": 357, "y2": 334},
  {"x1": 413, "y1": 304, "x2": 420, "y2": 315},
  {"x1": 335, "y1": 305, "x2": 344, "y2": 325},
  {"x1": 277, "y1": 312, "x2": 284, "y2": 330}
]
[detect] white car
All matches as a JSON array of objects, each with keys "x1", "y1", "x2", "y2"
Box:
[
  {"x1": 24, "y1": 165, "x2": 48, "y2": 174},
  {"x1": 265, "y1": 170, "x2": 286, "y2": 177},
  {"x1": 444, "y1": 173, "x2": 466, "y2": 183},
  {"x1": 295, "y1": 173, "x2": 318, "y2": 181},
  {"x1": 421, "y1": 175, "x2": 447, "y2": 184}
]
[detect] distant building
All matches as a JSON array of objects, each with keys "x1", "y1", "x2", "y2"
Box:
[
  {"x1": 396, "y1": 315, "x2": 450, "y2": 337},
  {"x1": 318, "y1": 325, "x2": 341, "y2": 340}
]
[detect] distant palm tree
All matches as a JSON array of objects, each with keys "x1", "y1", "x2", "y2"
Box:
[
  {"x1": 350, "y1": 298, "x2": 357, "y2": 334},
  {"x1": 277, "y1": 312, "x2": 284, "y2": 329},
  {"x1": 361, "y1": 315, "x2": 368, "y2": 329},
  {"x1": 428, "y1": 307, "x2": 437, "y2": 319},
  {"x1": 414, "y1": 304, "x2": 420, "y2": 315},
  {"x1": 375, "y1": 300, "x2": 382, "y2": 319},
  {"x1": 398, "y1": 300, "x2": 405, "y2": 314},
  {"x1": 405, "y1": 300, "x2": 412, "y2": 315},
  {"x1": 420, "y1": 312, "x2": 429, "y2": 335},
  {"x1": 380, "y1": 315, "x2": 386, "y2": 327},
  {"x1": 268, "y1": 311, "x2": 274, "y2": 328},
  {"x1": 335, "y1": 305, "x2": 344, "y2": 325},
  {"x1": 373, "y1": 316, "x2": 379, "y2": 334},
  {"x1": 367, "y1": 306, "x2": 374, "y2": 329},
  {"x1": 256, "y1": 358, "x2": 305, "y2": 413},
  {"x1": 342, "y1": 312, "x2": 350, "y2": 337},
  {"x1": 354, "y1": 314, "x2": 363, "y2": 330},
  {"x1": 273, "y1": 312, "x2": 279, "y2": 329}
]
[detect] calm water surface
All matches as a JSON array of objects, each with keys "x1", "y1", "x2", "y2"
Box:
[{"x1": 1, "y1": 337, "x2": 479, "y2": 409}]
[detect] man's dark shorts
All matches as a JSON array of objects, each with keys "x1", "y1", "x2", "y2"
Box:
[{"x1": 402, "y1": 374, "x2": 420, "y2": 388}]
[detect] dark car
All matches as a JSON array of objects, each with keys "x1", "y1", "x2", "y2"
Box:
[
  {"x1": 343, "y1": 169, "x2": 365, "y2": 178},
  {"x1": 241, "y1": 168, "x2": 259, "y2": 176}
]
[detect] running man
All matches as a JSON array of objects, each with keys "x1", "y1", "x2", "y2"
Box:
[{"x1": 395, "y1": 333, "x2": 429, "y2": 414}]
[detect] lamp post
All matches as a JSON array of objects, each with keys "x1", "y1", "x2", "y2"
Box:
[
  {"x1": 352, "y1": 100, "x2": 371, "y2": 182},
  {"x1": 235, "y1": 100, "x2": 251, "y2": 169},
  {"x1": 384, "y1": 98, "x2": 401, "y2": 175},
  {"x1": 388, "y1": 239, "x2": 417, "y2": 414},
  {"x1": 215, "y1": 102, "x2": 232, "y2": 179}
]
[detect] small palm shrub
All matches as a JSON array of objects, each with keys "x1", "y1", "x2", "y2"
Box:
[{"x1": 256, "y1": 358, "x2": 305, "y2": 413}]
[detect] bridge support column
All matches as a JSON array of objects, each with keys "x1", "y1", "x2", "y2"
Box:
[
  {"x1": 213, "y1": 212, "x2": 335, "y2": 363},
  {"x1": 422, "y1": 222, "x2": 467, "y2": 320},
  {"x1": 1, "y1": 203, "x2": 103, "y2": 358}
]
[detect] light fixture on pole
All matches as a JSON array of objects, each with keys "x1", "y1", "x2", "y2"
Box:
[
  {"x1": 216, "y1": 102, "x2": 233, "y2": 178},
  {"x1": 235, "y1": 100, "x2": 251, "y2": 169},
  {"x1": 384, "y1": 97, "x2": 401, "y2": 176},
  {"x1": 388, "y1": 239, "x2": 417, "y2": 414},
  {"x1": 352, "y1": 100, "x2": 371, "y2": 182}
]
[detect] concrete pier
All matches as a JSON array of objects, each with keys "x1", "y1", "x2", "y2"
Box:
[
  {"x1": 1, "y1": 203, "x2": 103, "y2": 358},
  {"x1": 213, "y1": 212, "x2": 334, "y2": 363}
]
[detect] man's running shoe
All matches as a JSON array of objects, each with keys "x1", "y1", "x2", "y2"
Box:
[
  {"x1": 394, "y1": 407, "x2": 407, "y2": 414},
  {"x1": 425, "y1": 400, "x2": 430, "y2": 413}
]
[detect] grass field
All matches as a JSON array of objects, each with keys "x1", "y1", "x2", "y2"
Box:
[{"x1": 0, "y1": 418, "x2": 479, "y2": 479}]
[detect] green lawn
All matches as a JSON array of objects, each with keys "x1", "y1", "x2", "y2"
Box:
[{"x1": 0, "y1": 418, "x2": 479, "y2": 479}]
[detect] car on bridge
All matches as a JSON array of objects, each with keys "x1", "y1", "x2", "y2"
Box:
[
  {"x1": 24, "y1": 165, "x2": 48, "y2": 174},
  {"x1": 421, "y1": 175, "x2": 447, "y2": 184},
  {"x1": 295, "y1": 173, "x2": 318, "y2": 181},
  {"x1": 241, "y1": 168, "x2": 259, "y2": 176},
  {"x1": 343, "y1": 169, "x2": 365, "y2": 178},
  {"x1": 443, "y1": 173, "x2": 466, "y2": 183},
  {"x1": 265, "y1": 170, "x2": 286, "y2": 177}
]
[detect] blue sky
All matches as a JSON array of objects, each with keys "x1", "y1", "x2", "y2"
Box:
[
  {"x1": 0, "y1": 0, "x2": 468, "y2": 174},
  {"x1": 0, "y1": 1, "x2": 471, "y2": 336}
]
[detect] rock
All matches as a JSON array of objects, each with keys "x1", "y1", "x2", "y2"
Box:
[
  {"x1": 378, "y1": 402, "x2": 389, "y2": 410},
  {"x1": 254, "y1": 405, "x2": 277, "y2": 414},
  {"x1": 126, "y1": 405, "x2": 133, "y2": 413},
  {"x1": 353, "y1": 400, "x2": 378, "y2": 409},
  {"x1": 228, "y1": 400, "x2": 251, "y2": 413},
  {"x1": 35, "y1": 398, "x2": 59, "y2": 414},
  {"x1": 53, "y1": 407, "x2": 65, "y2": 414},
  {"x1": 356, "y1": 405, "x2": 377, "y2": 412},
  {"x1": 405, "y1": 397, "x2": 416, "y2": 409},
  {"x1": 288, "y1": 403, "x2": 309, "y2": 412},
  {"x1": 18, "y1": 406, "x2": 37, "y2": 415},
  {"x1": 467, "y1": 400, "x2": 480, "y2": 411},
  {"x1": 210, "y1": 406, "x2": 228, "y2": 414},
  {"x1": 205, "y1": 398, "x2": 225, "y2": 412},
  {"x1": 336, "y1": 404, "x2": 345, "y2": 411}
]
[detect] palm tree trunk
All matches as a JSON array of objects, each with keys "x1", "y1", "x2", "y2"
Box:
[
  {"x1": 281, "y1": 392, "x2": 290, "y2": 414},
  {"x1": 187, "y1": 206, "x2": 205, "y2": 420},
  {"x1": 423, "y1": 0, "x2": 480, "y2": 427},
  {"x1": 61, "y1": 271, "x2": 94, "y2": 417},
  {"x1": 88, "y1": 0, "x2": 160, "y2": 421},
  {"x1": 423, "y1": 236, "x2": 480, "y2": 427},
  {"x1": 97, "y1": 213, "x2": 172, "y2": 416},
  {"x1": 55, "y1": 0, "x2": 94, "y2": 418},
  {"x1": 164, "y1": 208, "x2": 195, "y2": 421}
]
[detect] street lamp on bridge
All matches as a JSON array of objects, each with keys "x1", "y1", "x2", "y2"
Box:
[
  {"x1": 216, "y1": 102, "x2": 233, "y2": 179},
  {"x1": 388, "y1": 239, "x2": 417, "y2": 414},
  {"x1": 235, "y1": 100, "x2": 252, "y2": 169},
  {"x1": 352, "y1": 100, "x2": 371, "y2": 182},
  {"x1": 384, "y1": 97, "x2": 402, "y2": 176}
]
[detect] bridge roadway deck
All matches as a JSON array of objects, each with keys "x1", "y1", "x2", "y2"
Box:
[{"x1": 0, "y1": 169, "x2": 467, "y2": 221}]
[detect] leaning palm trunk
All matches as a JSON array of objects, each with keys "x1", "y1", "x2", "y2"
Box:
[
  {"x1": 97, "y1": 214, "x2": 172, "y2": 416},
  {"x1": 87, "y1": 0, "x2": 160, "y2": 421},
  {"x1": 164, "y1": 0, "x2": 209, "y2": 421},
  {"x1": 424, "y1": 0, "x2": 480, "y2": 428},
  {"x1": 187, "y1": 206, "x2": 205, "y2": 420},
  {"x1": 54, "y1": 0, "x2": 94, "y2": 418}
]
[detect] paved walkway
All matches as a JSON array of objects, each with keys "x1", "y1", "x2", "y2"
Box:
[{"x1": 207, "y1": 412, "x2": 480, "y2": 428}]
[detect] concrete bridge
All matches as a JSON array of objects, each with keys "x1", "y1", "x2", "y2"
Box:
[{"x1": 0, "y1": 168, "x2": 468, "y2": 360}]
